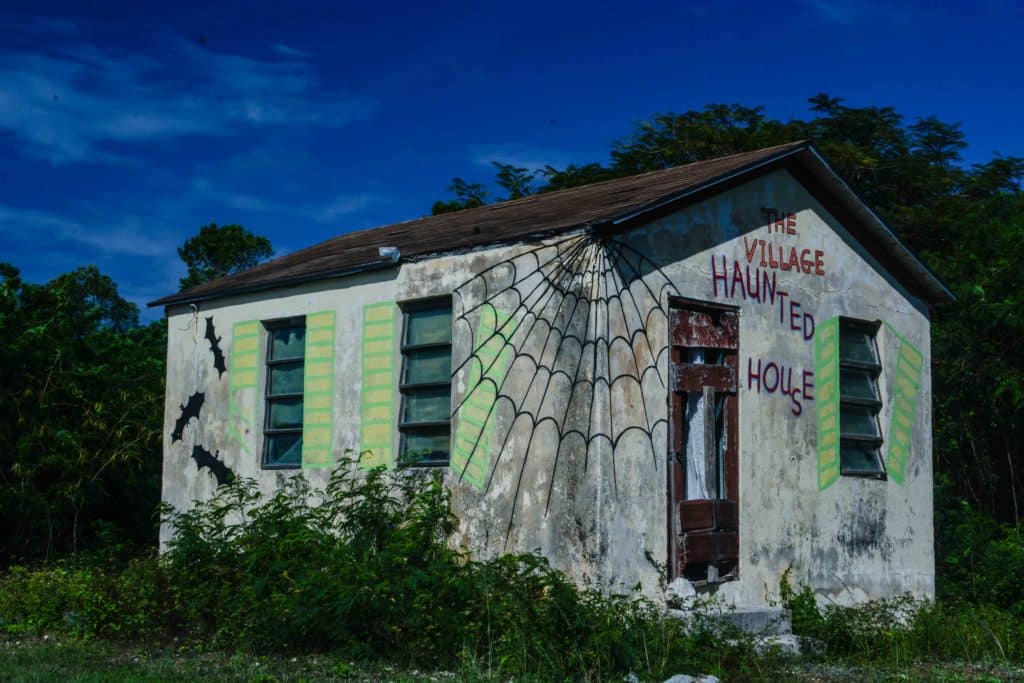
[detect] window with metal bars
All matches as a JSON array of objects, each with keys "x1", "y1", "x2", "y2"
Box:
[
  {"x1": 398, "y1": 299, "x2": 452, "y2": 466},
  {"x1": 262, "y1": 317, "x2": 305, "y2": 468},
  {"x1": 838, "y1": 318, "x2": 885, "y2": 477}
]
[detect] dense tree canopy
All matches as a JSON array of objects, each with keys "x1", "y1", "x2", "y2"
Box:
[
  {"x1": 0, "y1": 265, "x2": 165, "y2": 561},
  {"x1": 177, "y1": 223, "x2": 274, "y2": 290},
  {"x1": 0, "y1": 225, "x2": 277, "y2": 563}
]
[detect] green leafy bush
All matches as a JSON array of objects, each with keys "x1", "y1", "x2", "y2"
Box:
[
  {"x1": 936, "y1": 496, "x2": 1024, "y2": 616},
  {"x1": 156, "y1": 458, "x2": 766, "y2": 678},
  {"x1": 780, "y1": 571, "x2": 1024, "y2": 664},
  {"x1": 0, "y1": 556, "x2": 162, "y2": 638}
]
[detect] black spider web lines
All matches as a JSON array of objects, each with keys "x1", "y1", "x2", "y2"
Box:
[{"x1": 451, "y1": 230, "x2": 682, "y2": 544}]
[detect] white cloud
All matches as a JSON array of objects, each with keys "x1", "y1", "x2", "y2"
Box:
[
  {"x1": 0, "y1": 28, "x2": 372, "y2": 164},
  {"x1": 271, "y1": 43, "x2": 313, "y2": 59},
  {"x1": 192, "y1": 179, "x2": 278, "y2": 214},
  {"x1": 0, "y1": 203, "x2": 178, "y2": 257},
  {"x1": 0, "y1": 200, "x2": 188, "y2": 316},
  {"x1": 192, "y1": 178, "x2": 383, "y2": 223},
  {"x1": 307, "y1": 194, "x2": 379, "y2": 222}
]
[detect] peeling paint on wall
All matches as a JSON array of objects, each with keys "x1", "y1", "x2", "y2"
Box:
[
  {"x1": 837, "y1": 497, "x2": 887, "y2": 557},
  {"x1": 360, "y1": 302, "x2": 397, "y2": 468},
  {"x1": 815, "y1": 317, "x2": 841, "y2": 490},
  {"x1": 451, "y1": 303, "x2": 516, "y2": 488},
  {"x1": 166, "y1": 315, "x2": 237, "y2": 487},
  {"x1": 227, "y1": 320, "x2": 260, "y2": 454},
  {"x1": 451, "y1": 233, "x2": 679, "y2": 543},
  {"x1": 884, "y1": 324, "x2": 923, "y2": 485},
  {"x1": 302, "y1": 311, "x2": 336, "y2": 469}
]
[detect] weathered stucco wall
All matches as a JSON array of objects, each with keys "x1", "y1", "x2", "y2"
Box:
[
  {"x1": 615, "y1": 168, "x2": 933, "y2": 606},
  {"x1": 160, "y1": 268, "x2": 399, "y2": 535},
  {"x1": 160, "y1": 168, "x2": 933, "y2": 607}
]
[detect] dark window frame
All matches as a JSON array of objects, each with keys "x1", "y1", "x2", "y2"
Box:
[
  {"x1": 262, "y1": 316, "x2": 306, "y2": 470},
  {"x1": 838, "y1": 317, "x2": 886, "y2": 479},
  {"x1": 667, "y1": 296, "x2": 741, "y2": 584},
  {"x1": 398, "y1": 297, "x2": 453, "y2": 467}
]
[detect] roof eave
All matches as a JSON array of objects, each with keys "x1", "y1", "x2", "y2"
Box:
[
  {"x1": 147, "y1": 140, "x2": 954, "y2": 310},
  {"x1": 801, "y1": 146, "x2": 955, "y2": 304},
  {"x1": 610, "y1": 141, "x2": 812, "y2": 226},
  {"x1": 147, "y1": 257, "x2": 397, "y2": 309},
  {"x1": 608, "y1": 143, "x2": 954, "y2": 305}
]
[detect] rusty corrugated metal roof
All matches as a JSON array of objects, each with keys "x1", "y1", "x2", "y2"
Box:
[{"x1": 149, "y1": 141, "x2": 952, "y2": 307}]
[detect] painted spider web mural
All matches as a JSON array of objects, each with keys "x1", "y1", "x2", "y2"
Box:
[{"x1": 450, "y1": 230, "x2": 681, "y2": 544}]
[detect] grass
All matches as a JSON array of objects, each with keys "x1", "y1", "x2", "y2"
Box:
[
  {"x1": 0, "y1": 637, "x2": 470, "y2": 683},
  {"x1": 3, "y1": 637, "x2": 1023, "y2": 682}
]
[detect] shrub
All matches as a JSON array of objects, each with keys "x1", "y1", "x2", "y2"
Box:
[
  {"x1": 0, "y1": 555, "x2": 163, "y2": 638},
  {"x1": 156, "y1": 456, "x2": 766, "y2": 678},
  {"x1": 936, "y1": 498, "x2": 1024, "y2": 615},
  {"x1": 780, "y1": 571, "x2": 1024, "y2": 665}
]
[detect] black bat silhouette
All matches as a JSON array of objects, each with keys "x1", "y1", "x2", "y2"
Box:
[
  {"x1": 204, "y1": 316, "x2": 226, "y2": 378},
  {"x1": 171, "y1": 391, "x2": 204, "y2": 442},
  {"x1": 191, "y1": 443, "x2": 234, "y2": 486}
]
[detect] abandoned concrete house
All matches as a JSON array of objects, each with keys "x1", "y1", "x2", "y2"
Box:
[{"x1": 150, "y1": 141, "x2": 953, "y2": 609}]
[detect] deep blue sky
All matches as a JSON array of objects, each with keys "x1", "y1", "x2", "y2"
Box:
[{"x1": 1, "y1": 1, "x2": 1021, "y2": 319}]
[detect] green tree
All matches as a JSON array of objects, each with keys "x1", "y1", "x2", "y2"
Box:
[
  {"x1": 0, "y1": 265, "x2": 165, "y2": 562},
  {"x1": 492, "y1": 162, "x2": 535, "y2": 200},
  {"x1": 609, "y1": 103, "x2": 800, "y2": 173},
  {"x1": 431, "y1": 178, "x2": 489, "y2": 215},
  {"x1": 177, "y1": 223, "x2": 274, "y2": 290},
  {"x1": 539, "y1": 163, "x2": 615, "y2": 192}
]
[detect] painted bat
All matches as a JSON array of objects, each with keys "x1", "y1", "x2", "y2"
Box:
[
  {"x1": 204, "y1": 316, "x2": 227, "y2": 378},
  {"x1": 191, "y1": 443, "x2": 235, "y2": 486},
  {"x1": 171, "y1": 391, "x2": 204, "y2": 443}
]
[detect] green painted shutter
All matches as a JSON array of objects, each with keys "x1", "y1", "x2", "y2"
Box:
[
  {"x1": 227, "y1": 320, "x2": 260, "y2": 453},
  {"x1": 885, "y1": 332, "x2": 923, "y2": 485},
  {"x1": 302, "y1": 311, "x2": 336, "y2": 469},
  {"x1": 815, "y1": 316, "x2": 841, "y2": 490},
  {"x1": 452, "y1": 304, "x2": 516, "y2": 488},
  {"x1": 360, "y1": 303, "x2": 397, "y2": 468}
]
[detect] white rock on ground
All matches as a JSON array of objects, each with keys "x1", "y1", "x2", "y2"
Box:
[{"x1": 665, "y1": 578, "x2": 697, "y2": 606}]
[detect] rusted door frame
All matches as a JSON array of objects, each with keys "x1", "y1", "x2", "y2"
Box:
[{"x1": 667, "y1": 296, "x2": 740, "y2": 582}]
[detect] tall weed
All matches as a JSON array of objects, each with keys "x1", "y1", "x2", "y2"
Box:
[
  {"x1": 156, "y1": 457, "x2": 760, "y2": 678},
  {"x1": 780, "y1": 570, "x2": 1024, "y2": 665}
]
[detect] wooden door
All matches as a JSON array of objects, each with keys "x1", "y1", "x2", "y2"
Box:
[{"x1": 668, "y1": 299, "x2": 739, "y2": 583}]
